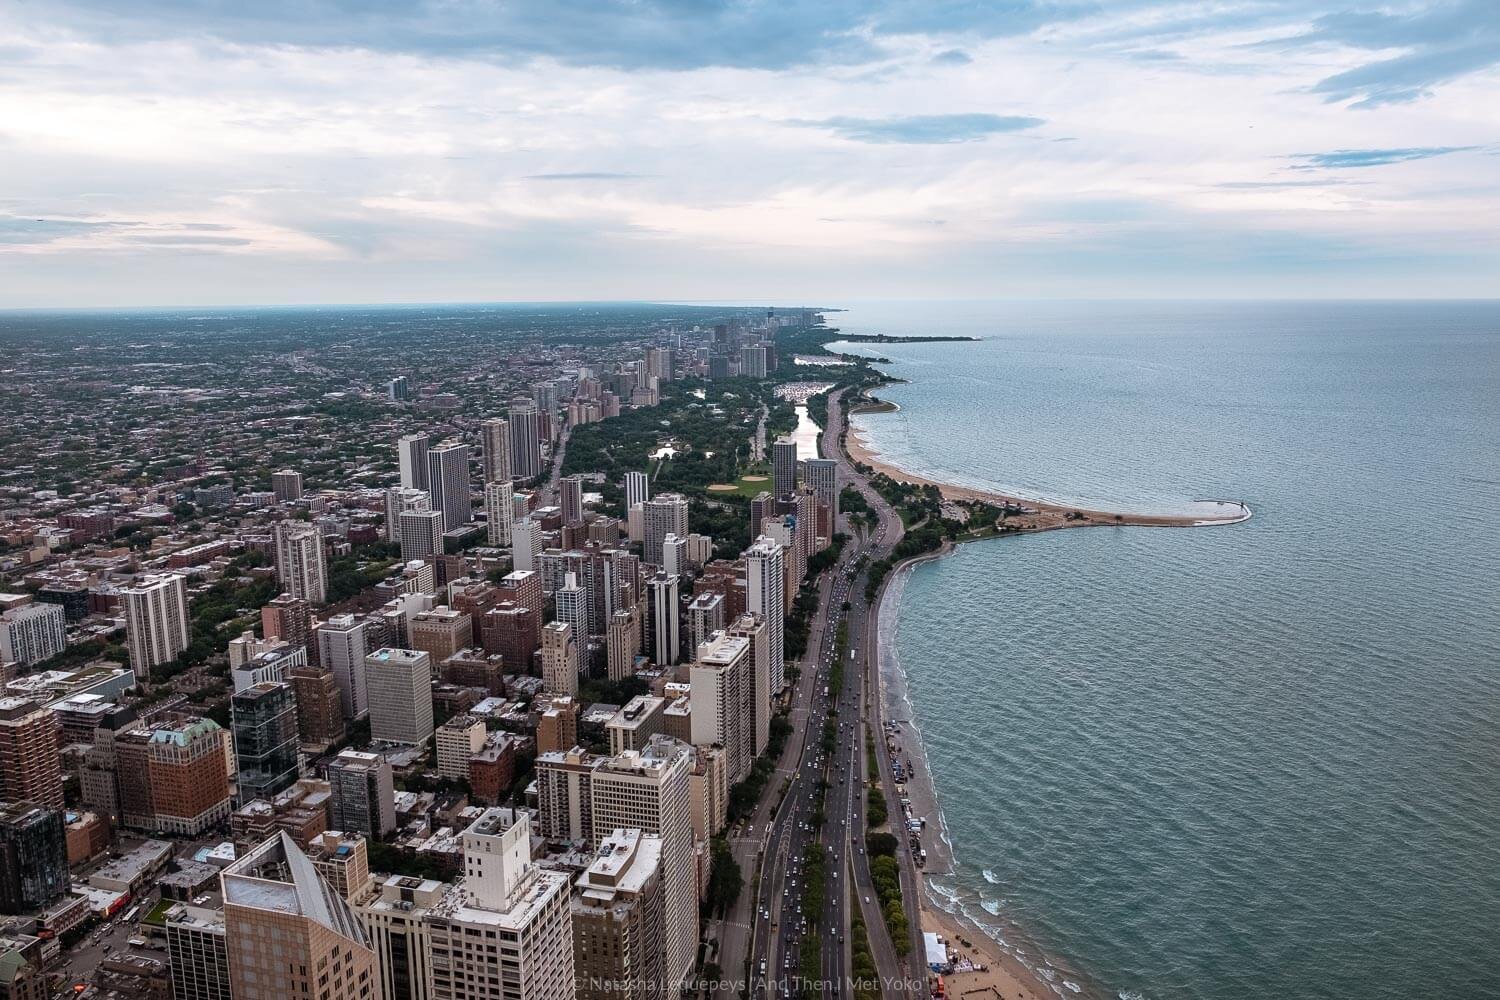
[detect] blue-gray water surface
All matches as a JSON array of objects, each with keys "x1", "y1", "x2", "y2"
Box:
[{"x1": 836, "y1": 301, "x2": 1500, "y2": 1000}]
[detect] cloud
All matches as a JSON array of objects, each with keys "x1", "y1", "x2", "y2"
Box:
[
  {"x1": 931, "y1": 49, "x2": 972, "y2": 66},
  {"x1": 1268, "y1": 0, "x2": 1500, "y2": 107},
  {"x1": 14, "y1": 0, "x2": 1081, "y2": 72},
  {"x1": 526, "y1": 172, "x2": 650, "y2": 181},
  {"x1": 1291, "y1": 146, "x2": 1483, "y2": 169},
  {"x1": 793, "y1": 113, "x2": 1045, "y2": 144}
]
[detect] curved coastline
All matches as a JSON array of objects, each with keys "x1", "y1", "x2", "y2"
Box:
[
  {"x1": 847, "y1": 395, "x2": 1252, "y2": 530},
  {"x1": 848, "y1": 373, "x2": 1252, "y2": 1000}
]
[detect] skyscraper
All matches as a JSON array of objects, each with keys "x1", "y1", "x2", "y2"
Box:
[
  {"x1": 398, "y1": 432, "x2": 430, "y2": 491},
  {"x1": 0, "y1": 602, "x2": 66, "y2": 667},
  {"x1": 771, "y1": 438, "x2": 799, "y2": 499},
  {"x1": 0, "y1": 802, "x2": 67, "y2": 915},
  {"x1": 555, "y1": 573, "x2": 589, "y2": 641},
  {"x1": 689, "y1": 632, "x2": 752, "y2": 782},
  {"x1": 384, "y1": 486, "x2": 430, "y2": 542},
  {"x1": 803, "y1": 457, "x2": 838, "y2": 518},
  {"x1": 561, "y1": 474, "x2": 584, "y2": 525},
  {"x1": 646, "y1": 572, "x2": 680, "y2": 667},
  {"x1": 398, "y1": 507, "x2": 445, "y2": 561},
  {"x1": 740, "y1": 344, "x2": 767, "y2": 378},
  {"x1": 140, "y1": 716, "x2": 233, "y2": 835},
  {"x1": 509, "y1": 400, "x2": 543, "y2": 480},
  {"x1": 427, "y1": 808, "x2": 574, "y2": 1000},
  {"x1": 164, "y1": 905, "x2": 232, "y2": 1000},
  {"x1": 745, "y1": 536, "x2": 786, "y2": 694},
  {"x1": 480, "y1": 416, "x2": 513, "y2": 483},
  {"x1": 0, "y1": 698, "x2": 63, "y2": 809},
  {"x1": 271, "y1": 469, "x2": 304, "y2": 502},
  {"x1": 588, "y1": 737, "x2": 696, "y2": 993},
  {"x1": 425, "y1": 441, "x2": 473, "y2": 530},
  {"x1": 541, "y1": 621, "x2": 578, "y2": 696},
  {"x1": 484, "y1": 479, "x2": 514, "y2": 546},
  {"x1": 661, "y1": 533, "x2": 687, "y2": 576},
  {"x1": 624, "y1": 470, "x2": 649, "y2": 512},
  {"x1": 364, "y1": 648, "x2": 434, "y2": 745},
  {"x1": 573, "y1": 828, "x2": 666, "y2": 1000},
  {"x1": 222, "y1": 831, "x2": 377, "y2": 1000},
  {"x1": 274, "y1": 521, "x2": 328, "y2": 605},
  {"x1": 642, "y1": 493, "x2": 689, "y2": 566},
  {"x1": 726, "y1": 613, "x2": 772, "y2": 757},
  {"x1": 327, "y1": 749, "x2": 396, "y2": 838},
  {"x1": 123, "y1": 572, "x2": 190, "y2": 670},
  {"x1": 315, "y1": 613, "x2": 374, "y2": 718},
  {"x1": 231, "y1": 681, "x2": 300, "y2": 804},
  {"x1": 512, "y1": 516, "x2": 542, "y2": 573},
  {"x1": 607, "y1": 609, "x2": 638, "y2": 681}
]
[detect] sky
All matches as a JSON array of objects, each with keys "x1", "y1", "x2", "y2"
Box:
[{"x1": 1, "y1": 0, "x2": 1497, "y2": 307}]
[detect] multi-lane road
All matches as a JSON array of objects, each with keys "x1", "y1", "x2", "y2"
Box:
[{"x1": 731, "y1": 385, "x2": 925, "y2": 1000}]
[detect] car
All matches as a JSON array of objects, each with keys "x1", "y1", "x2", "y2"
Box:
[{"x1": 864, "y1": 896, "x2": 871, "y2": 903}]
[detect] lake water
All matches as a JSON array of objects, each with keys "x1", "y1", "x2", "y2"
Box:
[{"x1": 834, "y1": 300, "x2": 1500, "y2": 1000}]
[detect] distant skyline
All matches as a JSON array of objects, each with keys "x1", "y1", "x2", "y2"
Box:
[{"x1": 2, "y1": 1, "x2": 1498, "y2": 307}]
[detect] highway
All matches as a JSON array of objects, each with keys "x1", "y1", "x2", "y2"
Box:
[{"x1": 738, "y1": 384, "x2": 924, "y2": 1000}]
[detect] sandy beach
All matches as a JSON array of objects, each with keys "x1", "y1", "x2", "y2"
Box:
[{"x1": 845, "y1": 399, "x2": 1250, "y2": 531}]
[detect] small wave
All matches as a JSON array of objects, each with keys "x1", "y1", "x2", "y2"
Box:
[
  {"x1": 1118, "y1": 992, "x2": 1149, "y2": 1000},
  {"x1": 982, "y1": 868, "x2": 1000, "y2": 884},
  {"x1": 930, "y1": 881, "x2": 961, "y2": 902},
  {"x1": 1063, "y1": 981, "x2": 1082, "y2": 994},
  {"x1": 980, "y1": 898, "x2": 1002, "y2": 916}
]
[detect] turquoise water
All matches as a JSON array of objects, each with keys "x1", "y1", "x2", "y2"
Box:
[{"x1": 837, "y1": 302, "x2": 1500, "y2": 1000}]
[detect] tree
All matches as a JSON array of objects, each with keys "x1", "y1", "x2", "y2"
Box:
[{"x1": 705, "y1": 837, "x2": 742, "y2": 916}]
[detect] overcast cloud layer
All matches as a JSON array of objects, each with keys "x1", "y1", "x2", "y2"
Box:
[{"x1": 1, "y1": 0, "x2": 1497, "y2": 305}]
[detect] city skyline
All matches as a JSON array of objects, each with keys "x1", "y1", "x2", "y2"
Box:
[{"x1": 3, "y1": 1, "x2": 1498, "y2": 307}]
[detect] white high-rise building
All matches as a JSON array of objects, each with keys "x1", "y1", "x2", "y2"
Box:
[
  {"x1": 273, "y1": 521, "x2": 327, "y2": 605},
  {"x1": 661, "y1": 533, "x2": 687, "y2": 577},
  {"x1": 483, "y1": 480, "x2": 515, "y2": 547},
  {"x1": 726, "y1": 614, "x2": 772, "y2": 757},
  {"x1": 480, "y1": 417, "x2": 513, "y2": 483},
  {"x1": 425, "y1": 441, "x2": 473, "y2": 530},
  {"x1": 384, "y1": 487, "x2": 430, "y2": 543},
  {"x1": 512, "y1": 517, "x2": 543, "y2": 573},
  {"x1": 588, "y1": 737, "x2": 696, "y2": 993},
  {"x1": 398, "y1": 432, "x2": 430, "y2": 491},
  {"x1": 555, "y1": 573, "x2": 588, "y2": 641},
  {"x1": 624, "y1": 471, "x2": 649, "y2": 512},
  {"x1": 745, "y1": 536, "x2": 786, "y2": 694},
  {"x1": 0, "y1": 603, "x2": 67, "y2": 668},
  {"x1": 364, "y1": 648, "x2": 433, "y2": 746},
  {"x1": 642, "y1": 493, "x2": 689, "y2": 566},
  {"x1": 689, "y1": 632, "x2": 752, "y2": 782},
  {"x1": 397, "y1": 508, "x2": 445, "y2": 562},
  {"x1": 315, "y1": 614, "x2": 374, "y2": 718},
  {"x1": 803, "y1": 457, "x2": 838, "y2": 517},
  {"x1": 508, "y1": 401, "x2": 543, "y2": 480},
  {"x1": 541, "y1": 621, "x2": 578, "y2": 697},
  {"x1": 428, "y1": 808, "x2": 574, "y2": 1000},
  {"x1": 124, "y1": 573, "x2": 190, "y2": 669}
]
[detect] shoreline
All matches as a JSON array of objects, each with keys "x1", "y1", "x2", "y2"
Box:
[
  {"x1": 848, "y1": 386, "x2": 1252, "y2": 1000},
  {"x1": 845, "y1": 398, "x2": 1251, "y2": 531},
  {"x1": 876, "y1": 551, "x2": 1096, "y2": 1000}
]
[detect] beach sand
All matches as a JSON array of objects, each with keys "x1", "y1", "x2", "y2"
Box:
[
  {"x1": 921, "y1": 901, "x2": 1064, "y2": 1000},
  {"x1": 844, "y1": 401, "x2": 1249, "y2": 530}
]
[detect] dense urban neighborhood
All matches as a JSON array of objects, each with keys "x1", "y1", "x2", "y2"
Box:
[{"x1": 0, "y1": 305, "x2": 989, "y2": 1000}]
